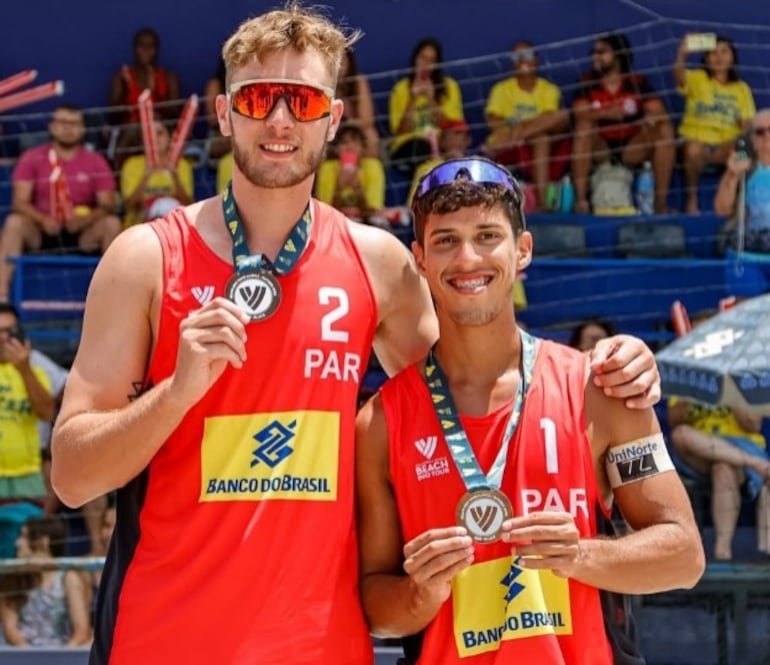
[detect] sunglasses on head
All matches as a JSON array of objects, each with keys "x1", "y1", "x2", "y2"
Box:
[
  {"x1": 412, "y1": 157, "x2": 523, "y2": 214},
  {"x1": 755, "y1": 126, "x2": 770, "y2": 138},
  {"x1": 511, "y1": 49, "x2": 536, "y2": 64},
  {"x1": 228, "y1": 78, "x2": 334, "y2": 123}
]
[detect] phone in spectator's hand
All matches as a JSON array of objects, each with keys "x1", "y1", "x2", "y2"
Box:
[
  {"x1": 685, "y1": 33, "x2": 717, "y2": 52},
  {"x1": 735, "y1": 136, "x2": 749, "y2": 162},
  {"x1": 9, "y1": 326, "x2": 26, "y2": 344}
]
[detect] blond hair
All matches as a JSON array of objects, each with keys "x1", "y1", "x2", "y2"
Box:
[{"x1": 222, "y1": 2, "x2": 362, "y2": 88}]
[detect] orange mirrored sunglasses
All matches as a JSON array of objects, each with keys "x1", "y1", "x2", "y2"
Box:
[{"x1": 228, "y1": 78, "x2": 334, "y2": 123}]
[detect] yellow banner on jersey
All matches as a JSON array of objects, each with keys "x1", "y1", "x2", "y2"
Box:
[
  {"x1": 452, "y1": 556, "x2": 572, "y2": 657},
  {"x1": 199, "y1": 411, "x2": 339, "y2": 502}
]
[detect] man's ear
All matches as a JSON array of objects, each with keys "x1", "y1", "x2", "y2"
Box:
[
  {"x1": 411, "y1": 240, "x2": 426, "y2": 276},
  {"x1": 516, "y1": 230, "x2": 533, "y2": 271},
  {"x1": 216, "y1": 94, "x2": 232, "y2": 138},
  {"x1": 327, "y1": 98, "x2": 344, "y2": 142}
]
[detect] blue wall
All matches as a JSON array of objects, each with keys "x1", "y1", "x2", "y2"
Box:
[{"x1": 2, "y1": 0, "x2": 769, "y2": 123}]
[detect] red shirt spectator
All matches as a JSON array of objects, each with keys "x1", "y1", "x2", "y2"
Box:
[{"x1": 573, "y1": 72, "x2": 657, "y2": 144}]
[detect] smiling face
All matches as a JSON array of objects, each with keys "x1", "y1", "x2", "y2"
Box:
[
  {"x1": 413, "y1": 204, "x2": 531, "y2": 327},
  {"x1": 216, "y1": 48, "x2": 343, "y2": 189}
]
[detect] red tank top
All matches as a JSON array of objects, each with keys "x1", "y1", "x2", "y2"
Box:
[
  {"x1": 101, "y1": 202, "x2": 376, "y2": 665},
  {"x1": 381, "y1": 340, "x2": 613, "y2": 665},
  {"x1": 122, "y1": 66, "x2": 171, "y2": 122}
]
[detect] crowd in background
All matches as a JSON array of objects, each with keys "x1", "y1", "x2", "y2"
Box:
[{"x1": 0, "y1": 23, "x2": 769, "y2": 649}]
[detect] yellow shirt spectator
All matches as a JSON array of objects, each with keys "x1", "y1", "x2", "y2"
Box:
[
  {"x1": 668, "y1": 397, "x2": 765, "y2": 447},
  {"x1": 120, "y1": 156, "x2": 194, "y2": 226},
  {"x1": 217, "y1": 152, "x2": 233, "y2": 193},
  {"x1": 0, "y1": 363, "x2": 51, "y2": 477},
  {"x1": 678, "y1": 69, "x2": 756, "y2": 145},
  {"x1": 389, "y1": 77, "x2": 464, "y2": 153},
  {"x1": 315, "y1": 158, "x2": 385, "y2": 212},
  {"x1": 485, "y1": 77, "x2": 561, "y2": 123}
]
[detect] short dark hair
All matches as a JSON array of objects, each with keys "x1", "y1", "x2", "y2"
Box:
[
  {"x1": 411, "y1": 180, "x2": 524, "y2": 246},
  {"x1": 51, "y1": 103, "x2": 83, "y2": 117},
  {"x1": 568, "y1": 319, "x2": 616, "y2": 349},
  {"x1": 25, "y1": 516, "x2": 69, "y2": 558},
  {"x1": 0, "y1": 303, "x2": 20, "y2": 321},
  {"x1": 134, "y1": 27, "x2": 160, "y2": 49},
  {"x1": 335, "y1": 124, "x2": 366, "y2": 146}
]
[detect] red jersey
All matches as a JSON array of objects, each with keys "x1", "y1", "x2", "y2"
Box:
[
  {"x1": 573, "y1": 72, "x2": 656, "y2": 143},
  {"x1": 381, "y1": 340, "x2": 612, "y2": 665},
  {"x1": 92, "y1": 202, "x2": 376, "y2": 665},
  {"x1": 121, "y1": 65, "x2": 171, "y2": 122}
]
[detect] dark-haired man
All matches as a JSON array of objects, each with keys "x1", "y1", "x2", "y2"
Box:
[
  {"x1": 356, "y1": 158, "x2": 704, "y2": 664},
  {"x1": 571, "y1": 33, "x2": 675, "y2": 213},
  {"x1": 0, "y1": 104, "x2": 121, "y2": 299}
]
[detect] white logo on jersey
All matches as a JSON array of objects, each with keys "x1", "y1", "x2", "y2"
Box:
[
  {"x1": 415, "y1": 436, "x2": 438, "y2": 460},
  {"x1": 192, "y1": 285, "x2": 215, "y2": 307}
]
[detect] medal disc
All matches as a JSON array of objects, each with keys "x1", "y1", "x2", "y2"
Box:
[
  {"x1": 225, "y1": 270, "x2": 282, "y2": 321},
  {"x1": 456, "y1": 489, "x2": 513, "y2": 543}
]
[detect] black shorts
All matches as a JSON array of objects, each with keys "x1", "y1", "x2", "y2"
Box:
[{"x1": 39, "y1": 229, "x2": 81, "y2": 253}]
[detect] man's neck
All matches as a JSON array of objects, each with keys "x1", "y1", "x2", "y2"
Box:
[
  {"x1": 602, "y1": 70, "x2": 623, "y2": 90},
  {"x1": 52, "y1": 143, "x2": 80, "y2": 161},
  {"x1": 433, "y1": 308, "x2": 521, "y2": 389},
  {"x1": 229, "y1": 173, "x2": 315, "y2": 261},
  {"x1": 516, "y1": 74, "x2": 536, "y2": 91}
]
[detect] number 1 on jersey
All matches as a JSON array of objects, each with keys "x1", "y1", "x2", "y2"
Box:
[{"x1": 540, "y1": 417, "x2": 558, "y2": 474}]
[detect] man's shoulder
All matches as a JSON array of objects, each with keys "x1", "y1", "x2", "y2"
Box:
[
  {"x1": 15, "y1": 143, "x2": 50, "y2": 169},
  {"x1": 76, "y1": 146, "x2": 112, "y2": 169}
]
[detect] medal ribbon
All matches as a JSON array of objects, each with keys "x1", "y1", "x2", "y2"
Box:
[
  {"x1": 222, "y1": 180, "x2": 311, "y2": 274},
  {"x1": 425, "y1": 330, "x2": 536, "y2": 491}
]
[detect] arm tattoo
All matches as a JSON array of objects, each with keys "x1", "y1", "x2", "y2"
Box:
[{"x1": 128, "y1": 381, "x2": 147, "y2": 402}]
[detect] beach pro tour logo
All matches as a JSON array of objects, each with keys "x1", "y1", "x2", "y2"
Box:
[{"x1": 251, "y1": 419, "x2": 297, "y2": 468}]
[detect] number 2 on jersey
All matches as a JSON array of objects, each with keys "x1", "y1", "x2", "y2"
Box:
[{"x1": 319, "y1": 287, "x2": 350, "y2": 343}]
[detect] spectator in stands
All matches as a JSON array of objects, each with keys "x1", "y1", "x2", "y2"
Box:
[
  {"x1": 572, "y1": 33, "x2": 675, "y2": 214},
  {"x1": 337, "y1": 48, "x2": 380, "y2": 158},
  {"x1": 568, "y1": 318, "x2": 616, "y2": 351},
  {"x1": 0, "y1": 105, "x2": 121, "y2": 301},
  {"x1": 108, "y1": 28, "x2": 181, "y2": 165},
  {"x1": 203, "y1": 57, "x2": 231, "y2": 161},
  {"x1": 120, "y1": 115, "x2": 194, "y2": 226},
  {"x1": 668, "y1": 398, "x2": 770, "y2": 560},
  {"x1": 0, "y1": 515, "x2": 91, "y2": 646},
  {"x1": 0, "y1": 303, "x2": 55, "y2": 557},
  {"x1": 407, "y1": 118, "x2": 472, "y2": 204},
  {"x1": 314, "y1": 124, "x2": 385, "y2": 223},
  {"x1": 715, "y1": 109, "x2": 770, "y2": 253},
  {"x1": 483, "y1": 41, "x2": 571, "y2": 209},
  {"x1": 388, "y1": 37, "x2": 465, "y2": 175},
  {"x1": 674, "y1": 35, "x2": 755, "y2": 214}
]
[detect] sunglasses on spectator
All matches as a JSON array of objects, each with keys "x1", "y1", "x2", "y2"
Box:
[
  {"x1": 510, "y1": 49, "x2": 536, "y2": 64},
  {"x1": 228, "y1": 79, "x2": 334, "y2": 123},
  {"x1": 755, "y1": 126, "x2": 770, "y2": 137},
  {"x1": 412, "y1": 157, "x2": 524, "y2": 218},
  {"x1": 592, "y1": 47, "x2": 611, "y2": 55}
]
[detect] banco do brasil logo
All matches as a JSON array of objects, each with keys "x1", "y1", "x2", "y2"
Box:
[{"x1": 251, "y1": 419, "x2": 297, "y2": 468}]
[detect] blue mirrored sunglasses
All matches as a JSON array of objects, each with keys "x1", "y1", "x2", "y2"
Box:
[
  {"x1": 413, "y1": 157, "x2": 522, "y2": 208},
  {"x1": 511, "y1": 48, "x2": 536, "y2": 64}
]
